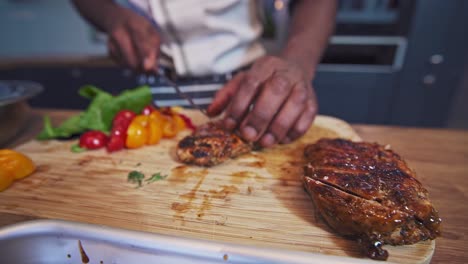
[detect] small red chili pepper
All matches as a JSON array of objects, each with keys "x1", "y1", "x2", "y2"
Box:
[
  {"x1": 79, "y1": 131, "x2": 109, "y2": 150},
  {"x1": 178, "y1": 113, "x2": 196, "y2": 131},
  {"x1": 107, "y1": 125, "x2": 126, "y2": 152},
  {"x1": 160, "y1": 107, "x2": 173, "y2": 116},
  {"x1": 107, "y1": 110, "x2": 136, "y2": 152},
  {"x1": 141, "y1": 105, "x2": 157, "y2": 115},
  {"x1": 113, "y1": 110, "x2": 137, "y2": 126}
]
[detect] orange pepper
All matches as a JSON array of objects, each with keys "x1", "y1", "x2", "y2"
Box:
[
  {"x1": 0, "y1": 149, "x2": 36, "y2": 180},
  {"x1": 126, "y1": 113, "x2": 166, "y2": 147},
  {"x1": 172, "y1": 114, "x2": 186, "y2": 131},
  {"x1": 126, "y1": 110, "x2": 185, "y2": 148},
  {"x1": 149, "y1": 111, "x2": 166, "y2": 126},
  {"x1": 170, "y1": 106, "x2": 184, "y2": 113},
  {"x1": 0, "y1": 169, "x2": 14, "y2": 192},
  {"x1": 126, "y1": 115, "x2": 149, "y2": 149},
  {"x1": 147, "y1": 118, "x2": 163, "y2": 145},
  {"x1": 162, "y1": 116, "x2": 178, "y2": 138}
]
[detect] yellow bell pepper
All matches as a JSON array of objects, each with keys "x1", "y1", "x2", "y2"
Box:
[
  {"x1": 126, "y1": 115, "x2": 150, "y2": 149},
  {"x1": 0, "y1": 149, "x2": 36, "y2": 180},
  {"x1": 126, "y1": 109, "x2": 190, "y2": 149},
  {"x1": 147, "y1": 117, "x2": 163, "y2": 145},
  {"x1": 0, "y1": 169, "x2": 14, "y2": 192},
  {"x1": 0, "y1": 149, "x2": 36, "y2": 191}
]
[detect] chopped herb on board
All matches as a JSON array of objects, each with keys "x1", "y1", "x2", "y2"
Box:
[
  {"x1": 127, "y1": 171, "x2": 167, "y2": 188},
  {"x1": 128, "y1": 171, "x2": 145, "y2": 187},
  {"x1": 71, "y1": 144, "x2": 87, "y2": 153},
  {"x1": 146, "y1": 172, "x2": 168, "y2": 183}
]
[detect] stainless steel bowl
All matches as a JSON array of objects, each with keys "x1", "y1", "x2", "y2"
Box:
[
  {"x1": 0, "y1": 220, "x2": 380, "y2": 264},
  {"x1": 0, "y1": 81, "x2": 43, "y2": 147}
]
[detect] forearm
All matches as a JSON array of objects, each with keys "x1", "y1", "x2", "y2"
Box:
[
  {"x1": 71, "y1": 0, "x2": 122, "y2": 32},
  {"x1": 281, "y1": 0, "x2": 338, "y2": 80}
]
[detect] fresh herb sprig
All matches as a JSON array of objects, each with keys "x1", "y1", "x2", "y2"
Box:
[
  {"x1": 127, "y1": 170, "x2": 168, "y2": 188},
  {"x1": 127, "y1": 171, "x2": 145, "y2": 187},
  {"x1": 146, "y1": 172, "x2": 168, "y2": 183},
  {"x1": 70, "y1": 144, "x2": 87, "y2": 153}
]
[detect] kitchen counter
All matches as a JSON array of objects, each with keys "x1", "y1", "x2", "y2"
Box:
[{"x1": 2, "y1": 109, "x2": 468, "y2": 263}]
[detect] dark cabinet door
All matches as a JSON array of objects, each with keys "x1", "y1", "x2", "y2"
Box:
[
  {"x1": 389, "y1": 0, "x2": 468, "y2": 127},
  {"x1": 314, "y1": 70, "x2": 396, "y2": 124},
  {"x1": 314, "y1": 0, "x2": 468, "y2": 127}
]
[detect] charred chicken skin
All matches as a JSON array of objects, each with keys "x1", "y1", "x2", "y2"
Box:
[
  {"x1": 303, "y1": 138, "x2": 441, "y2": 260},
  {"x1": 176, "y1": 122, "x2": 252, "y2": 166}
]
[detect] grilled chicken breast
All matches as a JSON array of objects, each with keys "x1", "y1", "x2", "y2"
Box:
[
  {"x1": 176, "y1": 122, "x2": 252, "y2": 166},
  {"x1": 303, "y1": 138, "x2": 441, "y2": 260}
]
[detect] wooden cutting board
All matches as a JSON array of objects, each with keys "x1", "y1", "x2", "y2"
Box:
[{"x1": 0, "y1": 111, "x2": 434, "y2": 263}]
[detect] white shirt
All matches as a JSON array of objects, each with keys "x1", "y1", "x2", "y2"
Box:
[{"x1": 128, "y1": 0, "x2": 266, "y2": 76}]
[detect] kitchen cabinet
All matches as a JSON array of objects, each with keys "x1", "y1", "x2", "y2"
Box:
[
  {"x1": 314, "y1": 70, "x2": 395, "y2": 124},
  {"x1": 316, "y1": 0, "x2": 468, "y2": 127}
]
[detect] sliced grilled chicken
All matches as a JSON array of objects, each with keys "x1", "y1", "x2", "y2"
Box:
[
  {"x1": 176, "y1": 122, "x2": 252, "y2": 166},
  {"x1": 303, "y1": 138, "x2": 441, "y2": 260}
]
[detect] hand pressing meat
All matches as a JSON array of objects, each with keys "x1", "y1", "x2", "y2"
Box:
[
  {"x1": 302, "y1": 138, "x2": 441, "y2": 261},
  {"x1": 176, "y1": 122, "x2": 252, "y2": 167}
]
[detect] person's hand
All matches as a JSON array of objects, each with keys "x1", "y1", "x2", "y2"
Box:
[
  {"x1": 106, "y1": 7, "x2": 161, "y2": 72},
  {"x1": 207, "y1": 56, "x2": 318, "y2": 147}
]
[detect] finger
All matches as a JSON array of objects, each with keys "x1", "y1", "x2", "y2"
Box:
[
  {"x1": 239, "y1": 71, "x2": 295, "y2": 142},
  {"x1": 207, "y1": 72, "x2": 245, "y2": 117},
  {"x1": 107, "y1": 39, "x2": 122, "y2": 63},
  {"x1": 259, "y1": 81, "x2": 308, "y2": 146},
  {"x1": 223, "y1": 58, "x2": 278, "y2": 130},
  {"x1": 131, "y1": 27, "x2": 160, "y2": 72},
  {"x1": 141, "y1": 42, "x2": 158, "y2": 72},
  {"x1": 283, "y1": 93, "x2": 318, "y2": 142},
  {"x1": 111, "y1": 27, "x2": 138, "y2": 70}
]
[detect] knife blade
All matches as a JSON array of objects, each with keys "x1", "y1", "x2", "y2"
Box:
[{"x1": 156, "y1": 67, "x2": 209, "y2": 117}]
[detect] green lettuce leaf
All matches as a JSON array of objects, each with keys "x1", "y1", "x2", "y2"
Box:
[
  {"x1": 37, "y1": 85, "x2": 152, "y2": 140},
  {"x1": 37, "y1": 114, "x2": 85, "y2": 140},
  {"x1": 78, "y1": 85, "x2": 115, "y2": 132}
]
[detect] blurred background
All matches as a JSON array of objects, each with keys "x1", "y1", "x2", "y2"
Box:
[{"x1": 0, "y1": 0, "x2": 467, "y2": 128}]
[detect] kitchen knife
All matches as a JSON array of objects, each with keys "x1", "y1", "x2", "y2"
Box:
[{"x1": 156, "y1": 67, "x2": 209, "y2": 117}]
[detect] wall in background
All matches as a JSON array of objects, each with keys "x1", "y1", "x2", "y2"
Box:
[{"x1": 0, "y1": 0, "x2": 105, "y2": 58}]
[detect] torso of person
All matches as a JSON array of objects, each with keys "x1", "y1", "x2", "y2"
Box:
[{"x1": 128, "y1": 0, "x2": 266, "y2": 76}]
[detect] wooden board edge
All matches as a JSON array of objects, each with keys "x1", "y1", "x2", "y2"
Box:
[{"x1": 313, "y1": 115, "x2": 362, "y2": 141}]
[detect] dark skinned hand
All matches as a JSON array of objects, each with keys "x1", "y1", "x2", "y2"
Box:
[
  {"x1": 106, "y1": 7, "x2": 161, "y2": 72},
  {"x1": 207, "y1": 56, "x2": 318, "y2": 147}
]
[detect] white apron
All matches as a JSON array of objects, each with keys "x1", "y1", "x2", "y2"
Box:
[{"x1": 127, "y1": 0, "x2": 265, "y2": 76}]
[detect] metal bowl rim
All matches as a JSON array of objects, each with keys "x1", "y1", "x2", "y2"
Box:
[{"x1": 0, "y1": 80, "x2": 43, "y2": 106}]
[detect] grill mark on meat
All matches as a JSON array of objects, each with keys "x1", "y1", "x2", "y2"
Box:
[
  {"x1": 303, "y1": 138, "x2": 441, "y2": 261},
  {"x1": 198, "y1": 142, "x2": 212, "y2": 148},
  {"x1": 178, "y1": 137, "x2": 195, "y2": 148},
  {"x1": 192, "y1": 149, "x2": 209, "y2": 158}
]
